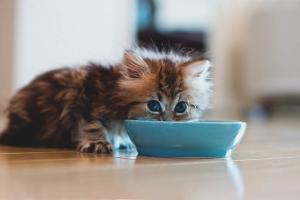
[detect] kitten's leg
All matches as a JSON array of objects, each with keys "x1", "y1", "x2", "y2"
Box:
[{"x1": 76, "y1": 120, "x2": 113, "y2": 153}]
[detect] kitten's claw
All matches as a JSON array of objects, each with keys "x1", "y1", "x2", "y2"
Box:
[{"x1": 77, "y1": 140, "x2": 113, "y2": 153}]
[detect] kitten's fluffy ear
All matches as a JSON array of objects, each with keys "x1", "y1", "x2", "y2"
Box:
[
  {"x1": 185, "y1": 60, "x2": 211, "y2": 78},
  {"x1": 122, "y1": 51, "x2": 149, "y2": 78}
]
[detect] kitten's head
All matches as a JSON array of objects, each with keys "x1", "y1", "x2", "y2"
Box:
[{"x1": 119, "y1": 48, "x2": 212, "y2": 121}]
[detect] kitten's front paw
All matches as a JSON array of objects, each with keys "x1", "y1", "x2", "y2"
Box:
[{"x1": 77, "y1": 140, "x2": 113, "y2": 153}]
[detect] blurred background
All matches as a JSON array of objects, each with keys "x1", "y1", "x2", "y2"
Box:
[{"x1": 1, "y1": 0, "x2": 300, "y2": 124}]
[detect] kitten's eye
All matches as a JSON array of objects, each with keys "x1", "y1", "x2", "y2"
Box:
[
  {"x1": 175, "y1": 101, "x2": 187, "y2": 113},
  {"x1": 147, "y1": 100, "x2": 161, "y2": 112}
]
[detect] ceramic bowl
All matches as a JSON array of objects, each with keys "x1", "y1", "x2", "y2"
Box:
[{"x1": 125, "y1": 120, "x2": 247, "y2": 157}]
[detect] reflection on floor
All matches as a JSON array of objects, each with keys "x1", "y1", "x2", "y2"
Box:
[{"x1": 0, "y1": 113, "x2": 300, "y2": 199}]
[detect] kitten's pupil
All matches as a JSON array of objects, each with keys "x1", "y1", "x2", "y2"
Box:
[
  {"x1": 175, "y1": 102, "x2": 187, "y2": 113},
  {"x1": 147, "y1": 100, "x2": 161, "y2": 112}
]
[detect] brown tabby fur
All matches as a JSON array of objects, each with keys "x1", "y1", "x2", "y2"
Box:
[{"x1": 0, "y1": 47, "x2": 212, "y2": 153}]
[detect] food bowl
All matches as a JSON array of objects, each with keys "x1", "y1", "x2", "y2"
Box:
[{"x1": 125, "y1": 120, "x2": 246, "y2": 157}]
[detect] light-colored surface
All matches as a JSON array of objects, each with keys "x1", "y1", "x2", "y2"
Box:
[
  {"x1": 211, "y1": 0, "x2": 300, "y2": 113},
  {"x1": 241, "y1": 0, "x2": 300, "y2": 99},
  {"x1": 0, "y1": 0, "x2": 14, "y2": 110},
  {"x1": 0, "y1": 114, "x2": 300, "y2": 200}
]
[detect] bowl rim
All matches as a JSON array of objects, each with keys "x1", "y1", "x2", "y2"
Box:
[{"x1": 125, "y1": 120, "x2": 247, "y2": 125}]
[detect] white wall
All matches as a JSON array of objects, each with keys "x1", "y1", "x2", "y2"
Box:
[
  {"x1": 13, "y1": 0, "x2": 136, "y2": 90},
  {"x1": 155, "y1": 0, "x2": 222, "y2": 33}
]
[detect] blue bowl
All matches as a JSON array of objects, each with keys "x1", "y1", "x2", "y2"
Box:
[{"x1": 125, "y1": 120, "x2": 247, "y2": 157}]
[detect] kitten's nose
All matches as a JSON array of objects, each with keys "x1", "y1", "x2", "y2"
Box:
[{"x1": 162, "y1": 113, "x2": 173, "y2": 121}]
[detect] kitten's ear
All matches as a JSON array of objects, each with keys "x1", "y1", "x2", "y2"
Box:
[
  {"x1": 122, "y1": 51, "x2": 149, "y2": 78},
  {"x1": 185, "y1": 60, "x2": 211, "y2": 78}
]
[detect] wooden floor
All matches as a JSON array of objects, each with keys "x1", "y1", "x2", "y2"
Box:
[{"x1": 0, "y1": 114, "x2": 300, "y2": 200}]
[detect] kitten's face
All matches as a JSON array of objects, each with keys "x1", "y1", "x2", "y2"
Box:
[{"x1": 119, "y1": 50, "x2": 212, "y2": 121}]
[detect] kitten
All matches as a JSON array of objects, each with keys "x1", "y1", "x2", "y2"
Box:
[{"x1": 0, "y1": 47, "x2": 212, "y2": 153}]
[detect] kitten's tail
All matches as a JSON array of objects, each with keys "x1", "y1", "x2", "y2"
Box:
[
  {"x1": 0, "y1": 128, "x2": 12, "y2": 145},
  {"x1": 0, "y1": 128, "x2": 29, "y2": 147}
]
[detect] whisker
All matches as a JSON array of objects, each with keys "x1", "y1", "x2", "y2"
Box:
[{"x1": 186, "y1": 97, "x2": 191, "y2": 119}]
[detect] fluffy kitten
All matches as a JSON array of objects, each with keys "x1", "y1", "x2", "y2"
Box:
[{"x1": 0, "y1": 47, "x2": 212, "y2": 153}]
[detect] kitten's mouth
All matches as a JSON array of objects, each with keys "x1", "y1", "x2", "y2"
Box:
[
  {"x1": 130, "y1": 117, "x2": 161, "y2": 121},
  {"x1": 130, "y1": 117, "x2": 200, "y2": 122}
]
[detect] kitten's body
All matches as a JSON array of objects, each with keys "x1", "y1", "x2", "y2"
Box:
[{"x1": 0, "y1": 48, "x2": 212, "y2": 153}]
